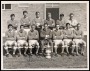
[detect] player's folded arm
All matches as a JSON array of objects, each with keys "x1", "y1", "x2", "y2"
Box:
[
  {"x1": 67, "y1": 35, "x2": 73, "y2": 39},
  {"x1": 57, "y1": 36, "x2": 63, "y2": 39},
  {"x1": 40, "y1": 32, "x2": 45, "y2": 38}
]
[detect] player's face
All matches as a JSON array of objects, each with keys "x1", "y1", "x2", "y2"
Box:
[
  {"x1": 70, "y1": 14, "x2": 74, "y2": 19},
  {"x1": 31, "y1": 26, "x2": 35, "y2": 30},
  {"x1": 67, "y1": 24, "x2": 70, "y2": 29},
  {"x1": 9, "y1": 26, "x2": 13, "y2": 31},
  {"x1": 77, "y1": 25, "x2": 80, "y2": 30},
  {"x1": 20, "y1": 26, "x2": 24, "y2": 30},
  {"x1": 56, "y1": 25, "x2": 60, "y2": 30},
  {"x1": 60, "y1": 16, "x2": 64, "y2": 19},
  {"x1": 23, "y1": 12, "x2": 28, "y2": 17},
  {"x1": 36, "y1": 13, "x2": 40, "y2": 18},
  {"x1": 11, "y1": 16, "x2": 15, "y2": 20},
  {"x1": 48, "y1": 14, "x2": 51, "y2": 18},
  {"x1": 44, "y1": 24, "x2": 48, "y2": 29}
]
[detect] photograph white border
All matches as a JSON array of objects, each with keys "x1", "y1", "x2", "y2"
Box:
[{"x1": 1, "y1": 1, "x2": 89, "y2": 70}]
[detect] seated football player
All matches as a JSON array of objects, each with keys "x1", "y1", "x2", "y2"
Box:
[
  {"x1": 61, "y1": 23, "x2": 74, "y2": 56},
  {"x1": 53, "y1": 24, "x2": 64, "y2": 56},
  {"x1": 7, "y1": 14, "x2": 18, "y2": 32},
  {"x1": 44, "y1": 12, "x2": 55, "y2": 31},
  {"x1": 28, "y1": 24, "x2": 39, "y2": 56},
  {"x1": 20, "y1": 11, "x2": 31, "y2": 33},
  {"x1": 4, "y1": 24, "x2": 17, "y2": 57},
  {"x1": 17, "y1": 25, "x2": 28, "y2": 57},
  {"x1": 40, "y1": 23, "x2": 53, "y2": 56},
  {"x1": 73, "y1": 23, "x2": 86, "y2": 56}
]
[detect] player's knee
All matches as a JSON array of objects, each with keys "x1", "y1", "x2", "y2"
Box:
[
  {"x1": 17, "y1": 43, "x2": 20, "y2": 47},
  {"x1": 14, "y1": 42, "x2": 18, "y2": 47},
  {"x1": 4, "y1": 42, "x2": 8, "y2": 47},
  {"x1": 25, "y1": 43, "x2": 28, "y2": 47},
  {"x1": 13, "y1": 47, "x2": 18, "y2": 50}
]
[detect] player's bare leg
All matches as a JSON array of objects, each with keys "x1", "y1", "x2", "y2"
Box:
[
  {"x1": 29, "y1": 48, "x2": 33, "y2": 56},
  {"x1": 13, "y1": 47, "x2": 17, "y2": 57},
  {"x1": 81, "y1": 44, "x2": 86, "y2": 56},
  {"x1": 4, "y1": 46, "x2": 9, "y2": 57},
  {"x1": 61, "y1": 46, "x2": 65, "y2": 56},
  {"x1": 17, "y1": 44, "x2": 22, "y2": 57},
  {"x1": 13, "y1": 43, "x2": 18, "y2": 57},
  {"x1": 23, "y1": 43, "x2": 28, "y2": 57},
  {"x1": 65, "y1": 45, "x2": 69, "y2": 56},
  {"x1": 76, "y1": 45, "x2": 79, "y2": 56},
  {"x1": 35, "y1": 45, "x2": 39, "y2": 56},
  {"x1": 71, "y1": 45, "x2": 75, "y2": 56},
  {"x1": 54, "y1": 46, "x2": 58, "y2": 56}
]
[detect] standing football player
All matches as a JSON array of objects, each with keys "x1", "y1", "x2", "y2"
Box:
[
  {"x1": 67, "y1": 13, "x2": 78, "y2": 30},
  {"x1": 56, "y1": 14, "x2": 66, "y2": 30},
  {"x1": 44, "y1": 12, "x2": 55, "y2": 30},
  {"x1": 7, "y1": 14, "x2": 18, "y2": 32},
  {"x1": 20, "y1": 11, "x2": 31, "y2": 33}
]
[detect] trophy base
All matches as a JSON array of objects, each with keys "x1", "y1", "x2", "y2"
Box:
[{"x1": 46, "y1": 56, "x2": 51, "y2": 59}]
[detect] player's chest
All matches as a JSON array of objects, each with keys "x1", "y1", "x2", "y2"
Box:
[
  {"x1": 76, "y1": 31, "x2": 81, "y2": 35},
  {"x1": 65, "y1": 30, "x2": 72, "y2": 35},
  {"x1": 8, "y1": 32, "x2": 14, "y2": 37},
  {"x1": 19, "y1": 32, "x2": 25, "y2": 37},
  {"x1": 46, "y1": 20, "x2": 53, "y2": 24}
]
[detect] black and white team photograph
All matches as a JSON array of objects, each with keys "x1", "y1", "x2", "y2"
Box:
[{"x1": 1, "y1": 1, "x2": 89, "y2": 70}]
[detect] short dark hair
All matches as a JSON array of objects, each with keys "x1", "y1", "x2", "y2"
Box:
[
  {"x1": 60, "y1": 14, "x2": 64, "y2": 17},
  {"x1": 69, "y1": 13, "x2": 74, "y2": 16},
  {"x1": 35, "y1": 11, "x2": 40, "y2": 15},
  {"x1": 8, "y1": 24, "x2": 13, "y2": 28},
  {"x1": 23, "y1": 11, "x2": 28, "y2": 15},
  {"x1": 77, "y1": 23, "x2": 81, "y2": 27},
  {"x1": 56, "y1": 24, "x2": 60, "y2": 26},
  {"x1": 20, "y1": 25, "x2": 24, "y2": 28},
  {"x1": 66, "y1": 23, "x2": 70, "y2": 27},
  {"x1": 10, "y1": 14, "x2": 15, "y2": 17},
  {"x1": 44, "y1": 23, "x2": 48, "y2": 26}
]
